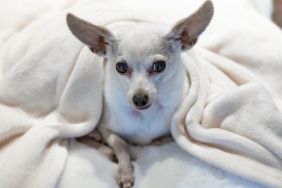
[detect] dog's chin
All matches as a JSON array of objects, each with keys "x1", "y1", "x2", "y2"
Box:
[{"x1": 135, "y1": 104, "x2": 151, "y2": 110}]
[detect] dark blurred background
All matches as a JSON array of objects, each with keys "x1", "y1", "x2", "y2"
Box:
[{"x1": 274, "y1": 0, "x2": 282, "y2": 27}]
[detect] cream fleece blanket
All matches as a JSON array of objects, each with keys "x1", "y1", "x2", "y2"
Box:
[{"x1": 0, "y1": 0, "x2": 281, "y2": 188}]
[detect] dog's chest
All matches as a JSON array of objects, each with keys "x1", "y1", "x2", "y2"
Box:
[{"x1": 103, "y1": 105, "x2": 172, "y2": 144}]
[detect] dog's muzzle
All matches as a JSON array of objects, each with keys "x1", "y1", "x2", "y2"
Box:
[{"x1": 132, "y1": 90, "x2": 151, "y2": 110}]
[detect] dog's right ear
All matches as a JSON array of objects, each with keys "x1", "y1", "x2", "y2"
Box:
[{"x1": 66, "y1": 13, "x2": 115, "y2": 56}]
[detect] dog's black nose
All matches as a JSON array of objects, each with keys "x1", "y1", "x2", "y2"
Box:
[{"x1": 132, "y1": 91, "x2": 149, "y2": 109}]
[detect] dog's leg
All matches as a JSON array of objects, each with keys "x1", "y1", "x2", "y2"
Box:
[
  {"x1": 77, "y1": 130, "x2": 115, "y2": 161},
  {"x1": 100, "y1": 128, "x2": 134, "y2": 188},
  {"x1": 151, "y1": 134, "x2": 173, "y2": 146}
]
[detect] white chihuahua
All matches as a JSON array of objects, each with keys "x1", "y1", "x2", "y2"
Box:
[{"x1": 67, "y1": 1, "x2": 213, "y2": 187}]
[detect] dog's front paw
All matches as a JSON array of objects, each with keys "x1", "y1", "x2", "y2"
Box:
[{"x1": 117, "y1": 166, "x2": 134, "y2": 188}]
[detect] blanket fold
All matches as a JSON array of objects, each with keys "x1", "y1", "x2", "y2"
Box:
[{"x1": 172, "y1": 48, "x2": 282, "y2": 187}]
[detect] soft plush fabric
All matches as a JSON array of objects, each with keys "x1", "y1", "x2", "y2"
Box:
[{"x1": 0, "y1": 0, "x2": 281, "y2": 188}]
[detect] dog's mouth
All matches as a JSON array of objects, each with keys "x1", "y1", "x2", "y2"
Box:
[{"x1": 135, "y1": 104, "x2": 151, "y2": 110}]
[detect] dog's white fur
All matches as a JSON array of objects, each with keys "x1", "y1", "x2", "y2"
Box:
[
  {"x1": 66, "y1": 1, "x2": 213, "y2": 187},
  {"x1": 102, "y1": 22, "x2": 186, "y2": 144}
]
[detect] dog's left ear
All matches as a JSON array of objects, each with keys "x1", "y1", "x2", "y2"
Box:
[{"x1": 166, "y1": 1, "x2": 214, "y2": 50}]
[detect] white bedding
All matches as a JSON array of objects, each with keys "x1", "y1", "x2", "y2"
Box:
[{"x1": 0, "y1": 0, "x2": 281, "y2": 188}]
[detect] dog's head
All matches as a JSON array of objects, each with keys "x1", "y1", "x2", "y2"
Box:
[{"x1": 67, "y1": 1, "x2": 213, "y2": 111}]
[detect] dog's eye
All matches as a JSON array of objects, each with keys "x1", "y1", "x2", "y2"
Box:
[
  {"x1": 116, "y1": 61, "x2": 128, "y2": 74},
  {"x1": 152, "y1": 60, "x2": 166, "y2": 73}
]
